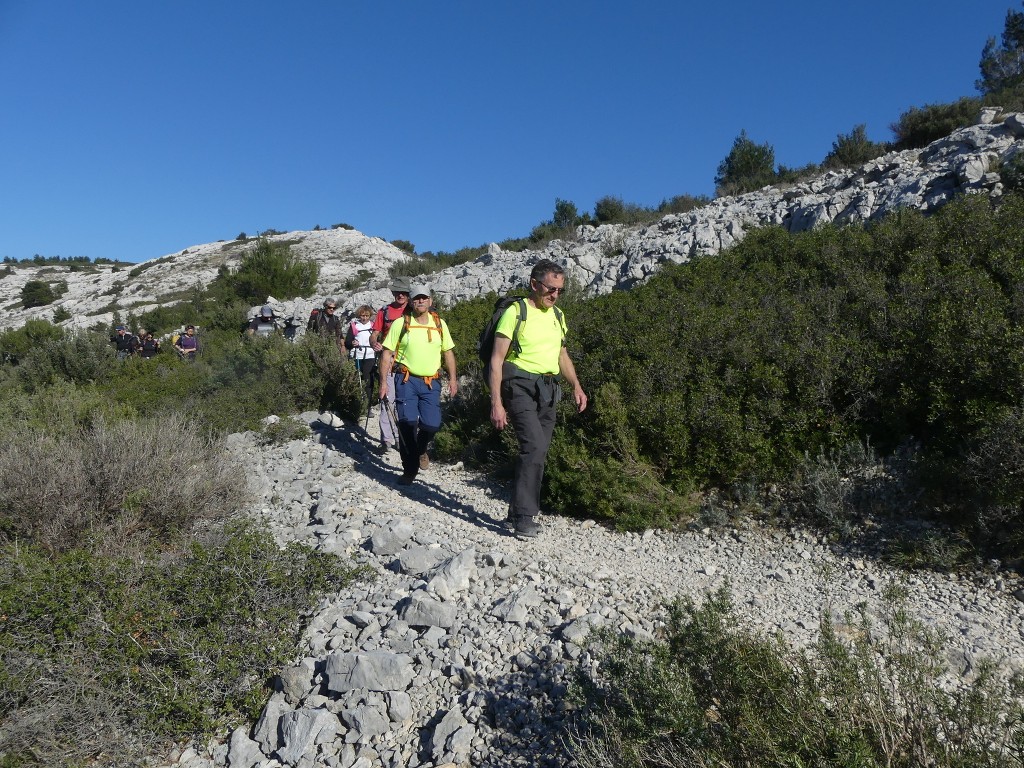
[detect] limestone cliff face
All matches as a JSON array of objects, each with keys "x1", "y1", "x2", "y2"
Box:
[{"x1": 3, "y1": 112, "x2": 1023, "y2": 332}]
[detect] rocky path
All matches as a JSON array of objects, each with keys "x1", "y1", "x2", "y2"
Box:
[{"x1": 161, "y1": 411, "x2": 1024, "y2": 768}]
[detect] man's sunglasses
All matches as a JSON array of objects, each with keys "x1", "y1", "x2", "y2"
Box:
[
  {"x1": 325, "y1": 305, "x2": 336, "y2": 310},
  {"x1": 534, "y1": 280, "x2": 564, "y2": 296}
]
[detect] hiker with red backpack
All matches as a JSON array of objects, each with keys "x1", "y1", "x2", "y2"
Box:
[
  {"x1": 370, "y1": 277, "x2": 411, "y2": 452},
  {"x1": 377, "y1": 282, "x2": 457, "y2": 486}
]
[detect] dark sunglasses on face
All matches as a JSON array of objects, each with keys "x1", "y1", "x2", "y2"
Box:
[
  {"x1": 325, "y1": 306, "x2": 336, "y2": 310},
  {"x1": 535, "y1": 280, "x2": 564, "y2": 296}
]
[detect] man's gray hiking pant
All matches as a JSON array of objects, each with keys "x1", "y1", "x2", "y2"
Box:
[{"x1": 502, "y1": 371, "x2": 561, "y2": 522}]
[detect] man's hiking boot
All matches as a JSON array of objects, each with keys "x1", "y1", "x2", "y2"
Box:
[
  {"x1": 419, "y1": 453, "x2": 430, "y2": 470},
  {"x1": 505, "y1": 515, "x2": 541, "y2": 539},
  {"x1": 397, "y1": 472, "x2": 416, "y2": 486}
]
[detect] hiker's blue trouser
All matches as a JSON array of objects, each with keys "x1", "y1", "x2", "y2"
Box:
[
  {"x1": 394, "y1": 373, "x2": 442, "y2": 476},
  {"x1": 502, "y1": 371, "x2": 560, "y2": 521}
]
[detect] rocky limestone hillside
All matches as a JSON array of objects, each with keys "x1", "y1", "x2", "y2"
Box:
[
  {"x1": 0, "y1": 229, "x2": 411, "y2": 332},
  {"x1": 3, "y1": 110, "x2": 1024, "y2": 333}
]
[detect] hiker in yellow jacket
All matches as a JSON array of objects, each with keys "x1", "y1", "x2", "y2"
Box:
[{"x1": 378, "y1": 282, "x2": 458, "y2": 485}]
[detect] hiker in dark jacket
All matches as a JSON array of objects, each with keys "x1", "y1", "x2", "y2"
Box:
[
  {"x1": 110, "y1": 325, "x2": 136, "y2": 360},
  {"x1": 310, "y1": 297, "x2": 344, "y2": 350},
  {"x1": 489, "y1": 260, "x2": 586, "y2": 539},
  {"x1": 139, "y1": 332, "x2": 160, "y2": 359}
]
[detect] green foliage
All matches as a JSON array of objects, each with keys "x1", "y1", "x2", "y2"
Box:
[
  {"x1": 823, "y1": 124, "x2": 891, "y2": 170},
  {"x1": 553, "y1": 198, "x2": 580, "y2": 230},
  {"x1": 0, "y1": 523, "x2": 362, "y2": 766},
  {"x1": 331, "y1": 222, "x2": 354, "y2": 230},
  {"x1": 19, "y1": 280, "x2": 56, "y2": 308},
  {"x1": 259, "y1": 417, "x2": 312, "y2": 445},
  {"x1": 593, "y1": 196, "x2": 651, "y2": 225},
  {"x1": 13, "y1": 329, "x2": 114, "y2": 393},
  {"x1": 572, "y1": 584, "x2": 1024, "y2": 768},
  {"x1": 890, "y1": 96, "x2": 985, "y2": 150},
  {"x1": 715, "y1": 130, "x2": 777, "y2": 196},
  {"x1": 656, "y1": 194, "x2": 712, "y2": 215},
  {"x1": 438, "y1": 194, "x2": 1024, "y2": 558},
  {"x1": 0, "y1": 320, "x2": 63, "y2": 364},
  {"x1": 210, "y1": 237, "x2": 318, "y2": 303},
  {"x1": 50, "y1": 306, "x2": 71, "y2": 323},
  {"x1": 1000, "y1": 150, "x2": 1024, "y2": 192},
  {"x1": 390, "y1": 246, "x2": 489, "y2": 279},
  {"x1": 978, "y1": 3, "x2": 1024, "y2": 93},
  {"x1": 389, "y1": 239, "x2": 416, "y2": 254},
  {"x1": 342, "y1": 268, "x2": 374, "y2": 290}
]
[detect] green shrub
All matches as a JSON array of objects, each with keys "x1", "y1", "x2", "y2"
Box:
[
  {"x1": 390, "y1": 246, "x2": 488, "y2": 279},
  {"x1": 50, "y1": 306, "x2": 70, "y2": 323},
  {"x1": 14, "y1": 329, "x2": 114, "y2": 392},
  {"x1": 211, "y1": 237, "x2": 318, "y2": 303},
  {"x1": 0, "y1": 320, "x2": 63, "y2": 365},
  {"x1": 715, "y1": 130, "x2": 777, "y2": 196},
  {"x1": 656, "y1": 194, "x2": 712, "y2": 215},
  {"x1": 19, "y1": 281, "x2": 56, "y2": 308},
  {"x1": 572, "y1": 584, "x2": 1024, "y2": 768},
  {"x1": 822, "y1": 124, "x2": 891, "y2": 170},
  {"x1": 389, "y1": 239, "x2": 416, "y2": 254},
  {"x1": 890, "y1": 96, "x2": 985, "y2": 150},
  {"x1": 260, "y1": 417, "x2": 312, "y2": 445},
  {"x1": 0, "y1": 522, "x2": 362, "y2": 766}
]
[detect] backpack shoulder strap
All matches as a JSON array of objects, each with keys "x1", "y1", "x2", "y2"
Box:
[
  {"x1": 553, "y1": 306, "x2": 565, "y2": 343},
  {"x1": 510, "y1": 298, "x2": 528, "y2": 355}
]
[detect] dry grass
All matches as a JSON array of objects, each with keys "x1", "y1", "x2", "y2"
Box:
[{"x1": 0, "y1": 412, "x2": 247, "y2": 555}]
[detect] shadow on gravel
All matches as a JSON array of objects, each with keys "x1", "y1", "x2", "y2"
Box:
[
  {"x1": 312, "y1": 421, "x2": 514, "y2": 537},
  {"x1": 469, "y1": 656, "x2": 578, "y2": 768}
]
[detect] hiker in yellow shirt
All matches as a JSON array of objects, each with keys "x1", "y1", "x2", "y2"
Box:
[
  {"x1": 489, "y1": 260, "x2": 587, "y2": 538},
  {"x1": 378, "y1": 282, "x2": 458, "y2": 485}
]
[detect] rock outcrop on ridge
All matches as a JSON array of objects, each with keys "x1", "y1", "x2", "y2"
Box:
[{"x1": 3, "y1": 111, "x2": 1024, "y2": 333}]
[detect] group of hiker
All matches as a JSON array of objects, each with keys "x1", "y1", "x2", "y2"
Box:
[
  {"x1": 323, "y1": 261, "x2": 586, "y2": 540},
  {"x1": 109, "y1": 324, "x2": 197, "y2": 361},
  {"x1": 108, "y1": 260, "x2": 586, "y2": 540}
]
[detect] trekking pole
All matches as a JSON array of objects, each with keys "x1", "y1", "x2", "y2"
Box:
[{"x1": 382, "y1": 395, "x2": 405, "y2": 454}]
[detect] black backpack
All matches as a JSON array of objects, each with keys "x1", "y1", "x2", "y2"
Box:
[{"x1": 478, "y1": 297, "x2": 528, "y2": 369}]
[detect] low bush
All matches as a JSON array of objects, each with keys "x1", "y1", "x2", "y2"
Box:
[
  {"x1": 0, "y1": 522, "x2": 362, "y2": 767},
  {"x1": 571, "y1": 584, "x2": 1024, "y2": 768},
  {"x1": 0, "y1": 320, "x2": 63, "y2": 365},
  {"x1": 210, "y1": 237, "x2": 318, "y2": 304},
  {"x1": 18, "y1": 281, "x2": 56, "y2": 309},
  {"x1": 0, "y1": 412, "x2": 247, "y2": 556}
]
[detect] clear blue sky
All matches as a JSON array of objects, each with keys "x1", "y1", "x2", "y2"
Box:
[{"x1": 0, "y1": 0, "x2": 1014, "y2": 263}]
